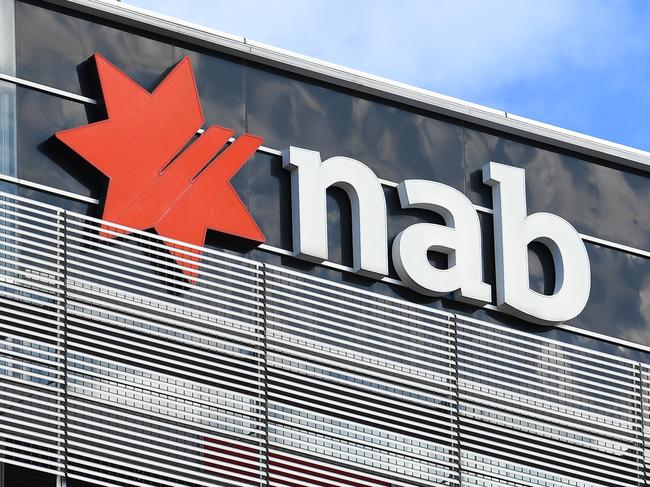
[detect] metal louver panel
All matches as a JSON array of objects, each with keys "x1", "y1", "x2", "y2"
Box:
[
  {"x1": 264, "y1": 265, "x2": 458, "y2": 486},
  {"x1": 457, "y1": 315, "x2": 644, "y2": 487},
  {"x1": 62, "y1": 212, "x2": 266, "y2": 487},
  {"x1": 0, "y1": 194, "x2": 65, "y2": 476},
  {"x1": 0, "y1": 190, "x2": 649, "y2": 487},
  {"x1": 640, "y1": 364, "x2": 650, "y2": 487}
]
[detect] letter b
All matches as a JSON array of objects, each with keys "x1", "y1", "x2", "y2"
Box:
[{"x1": 483, "y1": 162, "x2": 591, "y2": 324}]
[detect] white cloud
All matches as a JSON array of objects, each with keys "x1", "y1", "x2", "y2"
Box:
[
  {"x1": 125, "y1": 0, "x2": 638, "y2": 99},
  {"x1": 124, "y1": 0, "x2": 650, "y2": 150}
]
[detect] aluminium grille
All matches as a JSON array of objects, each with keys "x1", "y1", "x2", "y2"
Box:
[{"x1": 0, "y1": 190, "x2": 648, "y2": 487}]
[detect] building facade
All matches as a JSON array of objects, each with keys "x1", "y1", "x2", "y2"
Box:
[{"x1": 1, "y1": 1, "x2": 650, "y2": 486}]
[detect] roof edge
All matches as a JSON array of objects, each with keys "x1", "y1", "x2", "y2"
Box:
[{"x1": 45, "y1": 0, "x2": 650, "y2": 173}]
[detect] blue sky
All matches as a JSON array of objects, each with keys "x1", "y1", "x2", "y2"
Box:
[{"x1": 127, "y1": 0, "x2": 650, "y2": 151}]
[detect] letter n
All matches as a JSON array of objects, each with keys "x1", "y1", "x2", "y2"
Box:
[{"x1": 282, "y1": 147, "x2": 388, "y2": 278}]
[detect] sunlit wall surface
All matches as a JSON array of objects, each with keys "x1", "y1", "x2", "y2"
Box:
[{"x1": 0, "y1": 1, "x2": 649, "y2": 486}]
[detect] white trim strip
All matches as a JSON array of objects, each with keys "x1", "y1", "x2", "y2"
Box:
[
  {"x1": 0, "y1": 173, "x2": 99, "y2": 204},
  {"x1": 580, "y1": 232, "x2": 650, "y2": 259},
  {"x1": 0, "y1": 72, "x2": 97, "y2": 104}
]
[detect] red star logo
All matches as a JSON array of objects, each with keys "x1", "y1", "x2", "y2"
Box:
[{"x1": 56, "y1": 54, "x2": 265, "y2": 281}]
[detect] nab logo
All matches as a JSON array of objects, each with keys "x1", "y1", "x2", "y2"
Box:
[
  {"x1": 55, "y1": 53, "x2": 591, "y2": 325},
  {"x1": 56, "y1": 54, "x2": 265, "y2": 280}
]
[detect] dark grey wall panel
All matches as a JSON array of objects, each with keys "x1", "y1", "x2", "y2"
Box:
[
  {"x1": 16, "y1": 0, "x2": 175, "y2": 96},
  {"x1": 16, "y1": 1, "x2": 247, "y2": 133},
  {"x1": 464, "y1": 125, "x2": 650, "y2": 250},
  {"x1": 16, "y1": 86, "x2": 104, "y2": 200},
  {"x1": 11, "y1": 0, "x2": 650, "y2": 348},
  {"x1": 246, "y1": 66, "x2": 466, "y2": 189}
]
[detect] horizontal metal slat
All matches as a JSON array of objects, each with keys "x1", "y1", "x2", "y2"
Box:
[
  {"x1": 459, "y1": 390, "x2": 640, "y2": 443},
  {"x1": 268, "y1": 356, "x2": 453, "y2": 408},
  {"x1": 268, "y1": 415, "x2": 457, "y2": 465},
  {"x1": 456, "y1": 317, "x2": 639, "y2": 369},
  {"x1": 267, "y1": 442, "x2": 456, "y2": 487}
]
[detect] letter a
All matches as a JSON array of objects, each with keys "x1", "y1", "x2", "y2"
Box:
[{"x1": 392, "y1": 180, "x2": 491, "y2": 305}]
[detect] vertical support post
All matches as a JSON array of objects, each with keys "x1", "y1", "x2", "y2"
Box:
[
  {"x1": 636, "y1": 363, "x2": 647, "y2": 486},
  {"x1": 55, "y1": 210, "x2": 69, "y2": 486},
  {"x1": 450, "y1": 314, "x2": 462, "y2": 485},
  {"x1": 260, "y1": 263, "x2": 269, "y2": 487}
]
